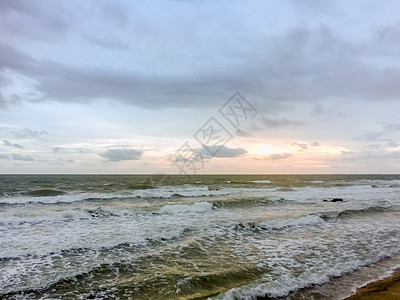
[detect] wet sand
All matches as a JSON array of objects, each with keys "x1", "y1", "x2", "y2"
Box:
[{"x1": 345, "y1": 268, "x2": 400, "y2": 300}]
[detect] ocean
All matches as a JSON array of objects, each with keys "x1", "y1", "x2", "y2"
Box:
[{"x1": 1, "y1": 174, "x2": 400, "y2": 299}]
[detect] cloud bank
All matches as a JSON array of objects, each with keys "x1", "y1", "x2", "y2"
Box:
[{"x1": 99, "y1": 149, "x2": 143, "y2": 162}]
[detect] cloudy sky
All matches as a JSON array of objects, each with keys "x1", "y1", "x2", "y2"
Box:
[{"x1": 1, "y1": 0, "x2": 400, "y2": 174}]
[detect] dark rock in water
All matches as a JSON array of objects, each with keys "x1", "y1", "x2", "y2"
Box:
[
  {"x1": 323, "y1": 198, "x2": 344, "y2": 202},
  {"x1": 332, "y1": 198, "x2": 344, "y2": 202}
]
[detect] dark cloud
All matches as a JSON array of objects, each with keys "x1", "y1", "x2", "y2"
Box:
[
  {"x1": 0, "y1": 153, "x2": 8, "y2": 159},
  {"x1": 0, "y1": 26, "x2": 397, "y2": 111},
  {"x1": 99, "y1": 148, "x2": 143, "y2": 162},
  {"x1": 269, "y1": 152, "x2": 294, "y2": 160},
  {"x1": 199, "y1": 145, "x2": 247, "y2": 158},
  {"x1": 238, "y1": 25, "x2": 400, "y2": 104},
  {"x1": 12, "y1": 153, "x2": 34, "y2": 161},
  {"x1": 3, "y1": 140, "x2": 23, "y2": 148},
  {"x1": 1, "y1": 2, "x2": 400, "y2": 113}
]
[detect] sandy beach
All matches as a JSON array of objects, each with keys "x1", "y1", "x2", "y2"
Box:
[{"x1": 346, "y1": 268, "x2": 400, "y2": 300}]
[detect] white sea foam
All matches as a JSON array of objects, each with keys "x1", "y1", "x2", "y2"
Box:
[
  {"x1": 219, "y1": 218, "x2": 400, "y2": 300},
  {"x1": 159, "y1": 202, "x2": 213, "y2": 214},
  {"x1": 133, "y1": 186, "x2": 230, "y2": 198},
  {"x1": 216, "y1": 250, "x2": 400, "y2": 300},
  {"x1": 251, "y1": 180, "x2": 272, "y2": 183},
  {"x1": 259, "y1": 214, "x2": 324, "y2": 230}
]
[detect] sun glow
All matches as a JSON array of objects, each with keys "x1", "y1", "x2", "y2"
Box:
[{"x1": 247, "y1": 145, "x2": 290, "y2": 157}]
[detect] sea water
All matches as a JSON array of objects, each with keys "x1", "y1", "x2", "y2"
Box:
[{"x1": 1, "y1": 174, "x2": 400, "y2": 299}]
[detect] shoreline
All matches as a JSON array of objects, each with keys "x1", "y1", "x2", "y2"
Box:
[
  {"x1": 345, "y1": 268, "x2": 400, "y2": 299},
  {"x1": 256, "y1": 254, "x2": 400, "y2": 300}
]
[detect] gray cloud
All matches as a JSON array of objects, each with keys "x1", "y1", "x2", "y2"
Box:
[
  {"x1": 0, "y1": 93, "x2": 21, "y2": 109},
  {"x1": 341, "y1": 150, "x2": 354, "y2": 155},
  {"x1": 1, "y1": 1, "x2": 400, "y2": 173},
  {"x1": 0, "y1": 153, "x2": 9, "y2": 159},
  {"x1": 12, "y1": 153, "x2": 34, "y2": 161},
  {"x1": 199, "y1": 145, "x2": 247, "y2": 158},
  {"x1": 384, "y1": 124, "x2": 400, "y2": 132},
  {"x1": 374, "y1": 23, "x2": 400, "y2": 55},
  {"x1": 0, "y1": 43, "x2": 39, "y2": 74},
  {"x1": 2, "y1": 10, "x2": 400, "y2": 112},
  {"x1": 261, "y1": 117, "x2": 304, "y2": 129},
  {"x1": 355, "y1": 132, "x2": 383, "y2": 141},
  {"x1": 269, "y1": 152, "x2": 294, "y2": 160},
  {"x1": 0, "y1": 0, "x2": 69, "y2": 42},
  {"x1": 84, "y1": 34, "x2": 129, "y2": 50},
  {"x1": 99, "y1": 148, "x2": 143, "y2": 162},
  {"x1": 355, "y1": 123, "x2": 400, "y2": 142},
  {"x1": 12, "y1": 129, "x2": 48, "y2": 139},
  {"x1": 53, "y1": 147, "x2": 64, "y2": 153},
  {"x1": 292, "y1": 142, "x2": 308, "y2": 150},
  {"x1": 387, "y1": 141, "x2": 400, "y2": 147},
  {"x1": 332, "y1": 150, "x2": 400, "y2": 162},
  {"x1": 3, "y1": 140, "x2": 23, "y2": 148},
  {"x1": 0, "y1": 75, "x2": 22, "y2": 109},
  {"x1": 236, "y1": 129, "x2": 253, "y2": 137}
]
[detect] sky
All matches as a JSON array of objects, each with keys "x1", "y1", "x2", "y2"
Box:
[{"x1": 1, "y1": 0, "x2": 400, "y2": 174}]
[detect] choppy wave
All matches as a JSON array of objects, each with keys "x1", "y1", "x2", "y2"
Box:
[
  {"x1": 4, "y1": 183, "x2": 394, "y2": 207},
  {"x1": 2, "y1": 175, "x2": 400, "y2": 299},
  {"x1": 233, "y1": 214, "x2": 325, "y2": 233},
  {"x1": 0, "y1": 201, "x2": 217, "y2": 225},
  {"x1": 212, "y1": 196, "x2": 285, "y2": 209},
  {"x1": 26, "y1": 189, "x2": 66, "y2": 197},
  {"x1": 0, "y1": 186, "x2": 234, "y2": 206},
  {"x1": 320, "y1": 204, "x2": 393, "y2": 221}
]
